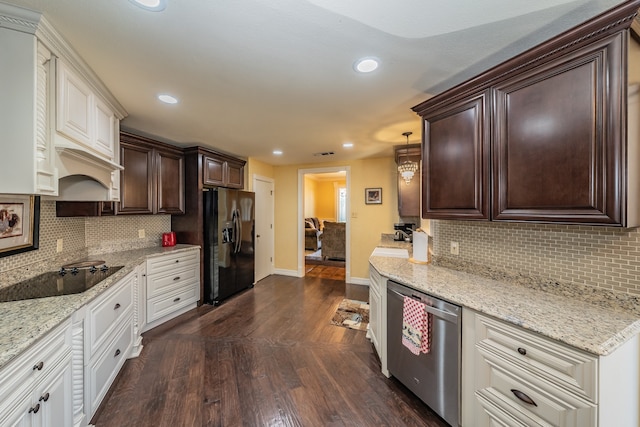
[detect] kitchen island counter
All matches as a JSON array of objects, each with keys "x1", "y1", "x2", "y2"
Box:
[
  {"x1": 370, "y1": 255, "x2": 640, "y2": 356},
  {"x1": 0, "y1": 244, "x2": 199, "y2": 370}
]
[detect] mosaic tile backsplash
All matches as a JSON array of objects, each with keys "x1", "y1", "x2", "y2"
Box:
[
  {"x1": 0, "y1": 201, "x2": 171, "y2": 274},
  {"x1": 432, "y1": 220, "x2": 640, "y2": 295}
]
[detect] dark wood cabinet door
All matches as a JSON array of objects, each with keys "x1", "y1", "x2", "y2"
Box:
[
  {"x1": 203, "y1": 156, "x2": 224, "y2": 186},
  {"x1": 396, "y1": 144, "x2": 421, "y2": 217},
  {"x1": 226, "y1": 160, "x2": 244, "y2": 189},
  {"x1": 156, "y1": 149, "x2": 185, "y2": 214},
  {"x1": 422, "y1": 91, "x2": 490, "y2": 220},
  {"x1": 119, "y1": 142, "x2": 154, "y2": 214},
  {"x1": 492, "y1": 33, "x2": 625, "y2": 224}
]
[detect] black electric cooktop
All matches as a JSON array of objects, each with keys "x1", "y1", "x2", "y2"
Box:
[{"x1": 0, "y1": 265, "x2": 123, "y2": 303}]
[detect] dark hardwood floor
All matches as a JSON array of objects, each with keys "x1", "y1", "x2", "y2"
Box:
[{"x1": 92, "y1": 275, "x2": 450, "y2": 427}]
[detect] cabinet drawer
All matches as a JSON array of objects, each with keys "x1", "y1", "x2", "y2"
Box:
[
  {"x1": 146, "y1": 250, "x2": 198, "y2": 276},
  {"x1": 147, "y1": 284, "x2": 198, "y2": 323},
  {"x1": 475, "y1": 314, "x2": 597, "y2": 402},
  {"x1": 146, "y1": 264, "x2": 198, "y2": 299},
  {"x1": 476, "y1": 350, "x2": 596, "y2": 427},
  {"x1": 86, "y1": 317, "x2": 133, "y2": 417},
  {"x1": 0, "y1": 319, "x2": 71, "y2": 404},
  {"x1": 86, "y1": 272, "x2": 134, "y2": 357}
]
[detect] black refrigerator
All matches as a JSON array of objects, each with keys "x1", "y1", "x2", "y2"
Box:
[{"x1": 203, "y1": 188, "x2": 255, "y2": 305}]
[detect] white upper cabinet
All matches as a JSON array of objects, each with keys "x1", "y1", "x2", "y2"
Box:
[
  {"x1": 0, "y1": 2, "x2": 126, "y2": 199},
  {"x1": 56, "y1": 60, "x2": 118, "y2": 161}
]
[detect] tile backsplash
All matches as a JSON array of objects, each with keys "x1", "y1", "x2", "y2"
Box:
[
  {"x1": 432, "y1": 220, "x2": 640, "y2": 295},
  {"x1": 0, "y1": 201, "x2": 171, "y2": 274}
]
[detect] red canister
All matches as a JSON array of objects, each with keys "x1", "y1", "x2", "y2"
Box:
[{"x1": 162, "y1": 231, "x2": 176, "y2": 247}]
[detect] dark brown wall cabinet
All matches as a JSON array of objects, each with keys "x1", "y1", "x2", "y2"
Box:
[
  {"x1": 171, "y1": 146, "x2": 246, "y2": 304},
  {"x1": 119, "y1": 132, "x2": 185, "y2": 215},
  {"x1": 395, "y1": 143, "x2": 422, "y2": 218},
  {"x1": 202, "y1": 153, "x2": 245, "y2": 189},
  {"x1": 413, "y1": 1, "x2": 640, "y2": 227},
  {"x1": 55, "y1": 201, "x2": 116, "y2": 217}
]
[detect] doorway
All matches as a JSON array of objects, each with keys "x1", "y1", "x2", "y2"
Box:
[
  {"x1": 298, "y1": 166, "x2": 351, "y2": 282},
  {"x1": 253, "y1": 175, "x2": 275, "y2": 282}
]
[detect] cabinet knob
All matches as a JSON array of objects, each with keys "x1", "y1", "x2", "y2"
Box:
[
  {"x1": 39, "y1": 392, "x2": 50, "y2": 402},
  {"x1": 173, "y1": 297, "x2": 181, "y2": 303},
  {"x1": 173, "y1": 276, "x2": 181, "y2": 281},
  {"x1": 175, "y1": 260, "x2": 179, "y2": 263},
  {"x1": 517, "y1": 347, "x2": 527, "y2": 356},
  {"x1": 114, "y1": 349, "x2": 121, "y2": 357},
  {"x1": 257, "y1": 234, "x2": 261, "y2": 238},
  {"x1": 511, "y1": 389, "x2": 537, "y2": 406},
  {"x1": 33, "y1": 361, "x2": 44, "y2": 371},
  {"x1": 114, "y1": 303, "x2": 121, "y2": 310},
  {"x1": 29, "y1": 403, "x2": 40, "y2": 414}
]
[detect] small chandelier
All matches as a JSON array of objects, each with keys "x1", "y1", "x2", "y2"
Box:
[{"x1": 398, "y1": 131, "x2": 418, "y2": 185}]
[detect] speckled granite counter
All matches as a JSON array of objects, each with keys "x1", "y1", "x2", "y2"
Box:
[
  {"x1": 369, "y1": 255, "x2": 640, "y2": 356},
  {"x1": 0, "y1": 244, "x2": 199, "y2": 370}
]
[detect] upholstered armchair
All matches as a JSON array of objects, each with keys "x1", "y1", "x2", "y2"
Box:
[
  {"x1": 305, "y1": 217, "x2": 322, "y2": 251},
  {"x1": 319, "y1": 221, "x2": 345, "y2": 260}
]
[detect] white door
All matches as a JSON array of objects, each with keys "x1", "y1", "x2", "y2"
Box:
[{"x1": 254, "y1": 176, "x2": 274, "y2": 282}]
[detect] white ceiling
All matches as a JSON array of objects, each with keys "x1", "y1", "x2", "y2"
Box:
[{"x1": 4, "y1": 0, "x2": 625, "y2": 165}]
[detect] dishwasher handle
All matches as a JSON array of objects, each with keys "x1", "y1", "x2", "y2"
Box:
[{"x1": 388, "y1": 287, "x2": 459, "y2": 324}]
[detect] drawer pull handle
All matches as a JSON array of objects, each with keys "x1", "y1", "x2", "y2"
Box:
[
  {"x1": 114, "y1": 303, "x2": 121, "y2": 310},
  {"x1": 29, "y1": 403, "x2": 40, "y2": 414},
  {"x1": 39, "y1": 392, "x2": 50, "y2": 402},
  {"x1": 511, "y1": 389, "x2": 537, "y2": 407},
  {"x1": 114, "y1": 349, "x2": 121, "y2": 357},
  {"x1": 173, "y1": 276, "x2": 181, "y2": 281},
  {"x1": 173, "y1": 297, "x2": 181, "y2": 302},
  {"x1": 33, "y1": 361, "x2": 44, "y2": 371},
  {"x1": 517, "y1": 347, "x2": 527, "y2": 356}
]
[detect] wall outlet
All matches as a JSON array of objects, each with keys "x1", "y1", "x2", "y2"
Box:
[
  {"x1": 351, "y1": 211, "x2": 358, "y2": 218},
  {"x1": 138, "y1": 229, "x2": 145, "y2": 239},
  {"x1": 56, "y1": 239, "x2": 63, "y2": 253},
  {"x1": 450, "y1": 241, "x2": 460, "y2": 256}
]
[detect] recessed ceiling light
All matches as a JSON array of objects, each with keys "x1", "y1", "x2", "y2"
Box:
[
  {"x1": 273, "y1": 150, "x2": 283, "y2": 155},
  {"x1": 354, "y1": 57, "x2": 379, "y2": 73},
  {"x1": 158, "y1": 94, "x2": 178, "y2": 104},
  {"x1": 343, "y1": 142, "x2": 354, "y2": 148},
  {"x1": 130, "y1": 0, "x2": 167, "y2": 11}
]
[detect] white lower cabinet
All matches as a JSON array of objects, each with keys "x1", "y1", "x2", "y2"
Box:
[
  {"x1": 368, "y1": 264, "x2": 389, "y2": 377},
  {"x1": 0, "y1": 320, "x2": 73, "y2": 427},
  {"x1": 144, "y1": 249, "x2": 199, "y2": 331},
  {"x1": 463, "y1": 309, "x2": 640, "y2": 427},
  {"x1": 84, "y1": 271, "x2": 134, "y2": 419}
]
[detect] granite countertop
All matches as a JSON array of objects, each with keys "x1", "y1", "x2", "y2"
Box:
[
  {"x1": 369, "y1": 254, "x2": 640, "y2": 356},
  {"x1": 0, "y1": 244, "x2": 199, "y2": 370}
]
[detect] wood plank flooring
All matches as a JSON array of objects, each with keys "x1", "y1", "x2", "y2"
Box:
[{"x1": 91, "y1": 275, "x2": 450, "y2": 427}]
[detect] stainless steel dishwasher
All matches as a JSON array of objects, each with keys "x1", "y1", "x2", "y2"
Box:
[{"x1": 387, "y1": 280, "x2": 461, "y2": 427}]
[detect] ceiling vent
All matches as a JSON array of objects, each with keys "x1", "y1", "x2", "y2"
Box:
[{"x1": 313, "y1": 151, "x2": 335, "y2": 157}]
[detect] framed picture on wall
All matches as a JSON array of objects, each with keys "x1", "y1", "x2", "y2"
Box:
[
  {"x1": 365, "y1": 188, "x2": 382, "y2": 205},
  {"x1": 0, "y1": 195, "x2": 40, "y2": 258}
]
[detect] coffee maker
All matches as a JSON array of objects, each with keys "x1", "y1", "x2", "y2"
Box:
[{"x1": 394, "y1": 223, "x2": 415, "y2": 241}]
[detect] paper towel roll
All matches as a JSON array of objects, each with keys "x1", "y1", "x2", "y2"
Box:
[{"x1": 411, "y1": 230, "x2": 429, "y2": 263}]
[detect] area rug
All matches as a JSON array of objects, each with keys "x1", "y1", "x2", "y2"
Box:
[{"x1": 330, "y1": 299, "x2": 369, "y2": 331}]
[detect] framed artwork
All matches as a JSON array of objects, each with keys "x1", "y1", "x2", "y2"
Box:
[
  {"x1": 0, "y1": 195, "x2": 40, "y2": 258},
  {"x1": 365, "y1": 188, "x2": 382, "y2": 204}
]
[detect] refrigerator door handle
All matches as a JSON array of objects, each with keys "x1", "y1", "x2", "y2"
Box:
[
  {"x1": 237, "y1": 209, "x2": 243, "y2": 254},
  {"x1": 233, "y1": 209, "x2": 242, "y2": 254}
]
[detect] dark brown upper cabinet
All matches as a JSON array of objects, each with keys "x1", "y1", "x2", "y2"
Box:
[
  {"x1": 395, "y1": 143, "x2": 422, "y2": 218},
  {"x1": 421, "y1": 92, "x2": 490, "y2": 220},
  {"x1": 119, "y1": 132, "x2": 185, "y2": 215},
  {"x1": 413, "y1": 1, "x2": 640, "y2": 227},
  {"x1": 202, "y1": 151, "x2": 245, "y2": 189}
]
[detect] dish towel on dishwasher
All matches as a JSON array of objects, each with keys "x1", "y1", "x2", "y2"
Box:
[{"x1": 402, "y1": 296, "x2": 432, "y2": 355}]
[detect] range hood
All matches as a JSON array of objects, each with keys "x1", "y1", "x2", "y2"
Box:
[{"x1": 55, "y1": 144, "x2": 123, "y2": 201}]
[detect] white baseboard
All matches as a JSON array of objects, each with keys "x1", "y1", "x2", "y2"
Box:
[
  {"x1": 348, "y1": 276, "x2": 370, "y2": 286},
  {"x1": 273, "y1": 268, "x2": 301, "y2": 277}
]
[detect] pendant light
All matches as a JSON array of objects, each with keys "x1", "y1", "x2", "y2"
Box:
[{"x1": 397, "y1": 131, "x2": 418, "y2": 185}]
